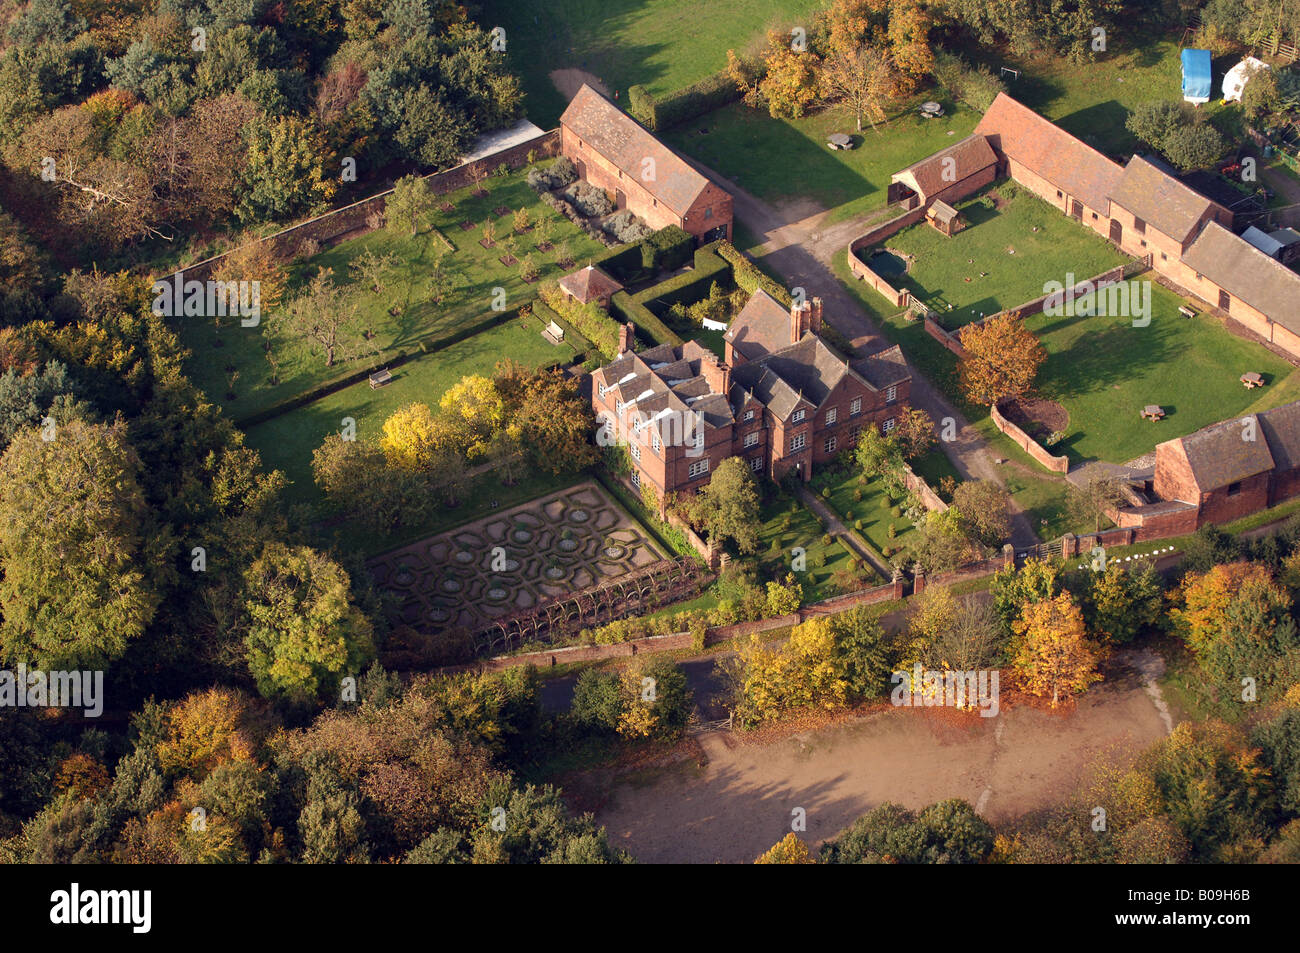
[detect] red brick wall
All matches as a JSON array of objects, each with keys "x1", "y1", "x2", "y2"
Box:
[
  {"x1": 1198, "y1": 471, "x2": 1271, "y2": 526},
  {"x1": 1271, "y1": 468, "x2": 1300, "y2": 505},
  {"x1": 990, "y1": 401, "x2": 1070, "y2": 473},
  {"x1": 1153, "y1": 441, "x2": 1197, "y2": 504}
]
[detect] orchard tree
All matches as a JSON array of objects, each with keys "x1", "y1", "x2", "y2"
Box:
[
  {"x1": 349, "y1": 248, "x2": 399, "y2": 293},
  {"x1": 281, "y1": 267, "x2": 371, "y2": 368},
  {"x1": 241, "y1": 542, "x2": 376, "y2": 705},
  {"x1": 385, "y1": 174, "x2": 436, "y2": 236},
  {"x1": 1012, "y1": 592, "x2": 1101, "y2": 707},
  {"x1": 683, "y1": 455, "x2": 761, "y2": 553},
  {"x1": 959, "y1": 311, "x2": 1046, "y2": 406},
  {"x1": 820, "y1": 45, "x2": 899, "y2": 132},
  {"x1": 0, "y1": 418, "x2": 159, "y2": 668}
]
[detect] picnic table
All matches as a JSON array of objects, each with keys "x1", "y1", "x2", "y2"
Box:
[
  {"x1": 827, "y1": 133, "x2": 854, "y2": 150},
  {"x1": 1141, "y1": 404, "x2": 1165, "y2": 421},
  {"x1": 1241, "y1": 372, "x2": 1265, "y2": 388},
  {"x1": 920, "y1": 101, "x2": 945, "y2": 118}
]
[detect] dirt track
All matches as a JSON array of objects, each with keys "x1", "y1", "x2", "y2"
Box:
[{"x1": 591, "y1": 652, "x2": 1174, "y2": 863}]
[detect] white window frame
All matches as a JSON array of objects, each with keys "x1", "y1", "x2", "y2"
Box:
[
  {"x1": 824, "y1": 435, "x2": 837, "y2": 454},
  {"x1": 744, "y1": 409, "x2": 754, "y2": 421},
  {"x1": 743, "y1": 432, "x2": 759, "y2": 448},
  {"x1": 885, "y1": 386, "x2": 897, "y2": 403},
  {"x1": 825, "y1": 407, "x2": 837, "y2": 426},
  {"x1": 689, "y1": 458, "x2": 710, "y2": 479},
  {"x1": 850, "y1": 397, "x2": 862, "y2": 416},
  {"x1": 651, "y1": 431, "x2": 661, "y2": 453},
  {"x1": 882, "y1": 418, "x2": 897, "y2": 434},
  {"x1": 630, "y1": 442, "x2": 641, "y2": 461},
  {"x1": 791, "y1": 409, "x2": 806, "y2": 424},
  {"x1": 630, "y1": 469, "x2": 640, "y2": 487},
  {"x1": 790, "y1": 434, "x2": 806, "y2": 452},
  {"x1": 750, "y1": 456, "x2": 763, "y2": 472}
]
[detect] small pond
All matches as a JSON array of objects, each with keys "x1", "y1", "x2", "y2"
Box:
[{"x1": 867, "y1": 250, "x2": 907, "y2": 278}]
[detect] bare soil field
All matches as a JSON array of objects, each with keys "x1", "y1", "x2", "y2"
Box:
[{"x1": 589, "y1": 655, "x2": 1172, "y2": 863}]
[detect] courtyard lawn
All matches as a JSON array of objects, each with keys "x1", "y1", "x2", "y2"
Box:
[
  {"x1": 754, "y1": 489, "x2": 875, "y2": 601},
  {"x1": 179, "y1": 165, "x2": 606, "y2": 422},
  {"x1": 243, "y1": 315, "x2": 576, "y2": 506},
  {"x1": 818, "y1": 466, "x2": 920, "y2": 561},
  {"x1": 1026, "y1": 280, "x2": 1299, "y2": 464},
  {"x1": 491, "y1": 0, "x2": 826, "y2": 127},
  {"x1": 857, "y1": 183, "x2": 1127, "y2": 327},
  {"x1": 667, "y1": 97, "x2": 980, "y2": 222}
]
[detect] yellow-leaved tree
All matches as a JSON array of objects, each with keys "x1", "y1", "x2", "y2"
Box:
[
  {"x1": 1012, "y1": 592, "x2": 1101, "y2": 707},
  {"x1": 380, "y1": 402, "x2": 442, "y2": 470},
  {"x1": 755, "y1": 833, "x2": 817, "y2": 864},
  {"x1": 439, "y1": 374, "x2": 505, "y2": 460}
]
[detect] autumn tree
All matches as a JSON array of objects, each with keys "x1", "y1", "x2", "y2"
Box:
[
  {"x1": 855, "y1": 424, "x2": 903, "y2": 478},
  {"x1": 756, "y1": 833, "x2": 817, "y2": 864},
  {"x1": 312, "y1": 434, "x2": 433, "y2": 531},
  {"x1": 959, "y1": 311, "x2": 1046, "y2": 406},
  {"x1": 951, "y1": 479, "x2": 1012, "y2": 547},
  {"x1": 211, "y1": 233, "x2": 289, "y2": 312},
  {"x1": 241, "y1": 542, "x2": 376, "y2": 705},
  {"x1": 616, "y1": 657, "x2": 693, "y2": 742},
  {"x1": 820, "y1": 45, "x2": 900, "y2": 132},
  {"x1": 1012, "y1": 592, "x2": 1101, "y2": 707},
  {"x1": 683, "y1": 456, "x2": 761, "y2": 554},
  {"x1": 1079, "y1": 561, "x2": 1163, "y2": 646},
  {"x1": 890, "y1": 406, "x2": 936, "y2": 461},
  {"x1": 991, "y1": 557, "x2": 1059, "y2": 636},
  {"x1": 238, "y1": 114, "x2": 336, "y2": 222},
  {"x1": 438, "y1": 374, "x2": 505, "y2": 460},
  {"x1": 499, "y1": 365, "x2": 598, "y2": 475},
  {"x1": 0, "y1": 418, "x2": 160, "y2": 669},
  {"x1": 380, "y1": 402, "x2": 446, "y2": 470}
]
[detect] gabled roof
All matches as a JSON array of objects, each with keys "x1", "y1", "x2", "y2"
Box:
[
  {"x1": 1109, "y1": 156, "x2": 1226, "y2": 246},
  {"x1": 560, "y1": 84, "x2": 713, "y2": 216},
  {"x1": 592, "y1": 340, "x2": 736, "y2": 432},
  {"x1": 558, "y1": 264, "x2": 624, "y2": 302},
  {"x1": 1259, "y1": 401, "x2": 1300, "y2": 472},
  {"x1": 1182, "y1": 222, "x2": 1300, "y2": 333},
  {"x1": 1159, "y1": 416, "x2": 1275, "y2": 495},
  {"x1": 725, "y1": 288, "x2": 792, "y2": 360},
  {"x1": 974, "y1": 93, "x2": 1123, "y2": 214},
  {"x1": 851, "y1": 344, "x2": 911, "y2": 390},
  {"x1": 892, "y1": 134, "x2": 996, "y2": 202},
  {"x1": 1242, "y1": 225, "x2": 1284, "y2": 258},
  {"x1": 928, "y1": 199, "x2": 960, "y2": 224}
]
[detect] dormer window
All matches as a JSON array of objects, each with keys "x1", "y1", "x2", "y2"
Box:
[
  {"x1": 792, "y1": 409, "x2": 806, "y2": 424},
  {"x1": 745, "y1": 410, "x2": 754, "y2": 421}
]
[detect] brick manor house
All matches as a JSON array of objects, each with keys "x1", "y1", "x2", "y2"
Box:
[{"x1": 591, "y1": 293, "x2": 912, "y2": 500}]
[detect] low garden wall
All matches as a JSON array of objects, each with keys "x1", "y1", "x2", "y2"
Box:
[
  {"x1": 990, "y1": 401, "x2": 1070, "y2": 474},
  {"x1": 924, "y1": 315, "x2": 966, "y2": 357},
  {"x1": 846, "y1": 206, "x2": 927, "y2": 307},
  {"x1": 162, "y1": 128, "x2": 561, "y2": 284},
  {"x1": 901, "y1": 463, "x2": 947, "y2": 512}
]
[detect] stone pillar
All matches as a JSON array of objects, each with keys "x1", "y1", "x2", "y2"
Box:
[
  {"x1": 912, "y1": 567, "x2": 926, "y2": 595},
  {"x1": 1002, "y1": 543, "x2": 1015, "y2": 569},
  {"x1": 891, "y1": 569, "x2": 904, "y2": 599},
  {"x1": 1062, "y1": 533, "x2": 1077, "y2": 559}
]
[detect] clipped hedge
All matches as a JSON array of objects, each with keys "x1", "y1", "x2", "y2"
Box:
[
  {"x1": 633, "y1": 244, "x2": 732, "y2": 314},
  {"x1": 589, "y1": 239, "x2": 648, "y2": 283},
  {"x1": 610, "y1": 290, "x2": 683, "y2": 347},
  {"x1": 641, "y1": 224, "x2": 694, "y2": 272},
  {"x1": 714, "y1": 239, "x2": 791, "y2": 305},
  {"x1": 531, "y1": 298, "x2": 594, "y2": 360},
  {"x1": 635, "y1": 70, "x2": 743, "y2": 131},
  {"x1": 537, "y1": 282, "x2": 621, "y2": 359}
]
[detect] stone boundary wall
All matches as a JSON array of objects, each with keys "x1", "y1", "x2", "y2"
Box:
[
  {"x1": 924, "y1": 315, "x2": 966, "y2": 357},
  {"x1": 160, "y1": 129, "x2": 561, "y2": 284},
  {"x1": 901, "y1": 463, "x2": 947, "y2": 512},
  {"x1": 990, "y1": 400, "x2": 1070, "y2": 474}
]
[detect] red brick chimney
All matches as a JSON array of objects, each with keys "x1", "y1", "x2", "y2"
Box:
[
  {"x1": 618, "y1": 321, "x2": 634, "y2": 355},
  {"x1": 810, "y1": 296, "x2": 823, "y2": 333},
  {"x1": 701, "y1": 354, "x2": 730, "y2": 396},
  {"x1": 790, "y1": 300, "x2": 812, "y2": 343}
]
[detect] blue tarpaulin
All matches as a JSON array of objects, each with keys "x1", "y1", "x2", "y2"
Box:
[{"x1": 1181, "y1": 48, "x2": 1212, "y2": 103}]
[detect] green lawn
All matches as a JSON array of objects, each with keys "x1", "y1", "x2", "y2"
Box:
[
  {"x1": 1026, "y1": 281, "x2": 1299, "y2": 464},
  {"x1": 816, "y1": 465, "x2": 920, "y2": 561},
  {"x1": 857, "y1": 183, "x2": 1127, "y2": 327},
  {"x1": 244, "y1": 316, "x2": 574, "y2": 506},
  {"x1": 490, "y1": 0, "x2": 827, "y2": 127},
  {"x1": 179, "y1": 166, "x2": 606, "y2": 421},
  {"x1": 667, "y1": 96, "x2": 980, "y2": 222},
  {"x1": 754, "y1": 488, "x2": 872, "y2": 600}
]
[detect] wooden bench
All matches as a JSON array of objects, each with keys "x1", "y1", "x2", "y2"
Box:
[
  {"x1": 1241, "y1": 372, "x2": 1265, "y2": 388},
  {"x1": 1178, "y1": 305, "x2": 1197, "y2": 319},
  {"x1": 368, "y1": 368, "x2": 392, "y2": 389},
  {"x1": 542, "y1": 320, "x2": 565, "y2": 345}
]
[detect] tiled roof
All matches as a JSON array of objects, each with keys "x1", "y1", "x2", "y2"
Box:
[
  {"x1": 892, "y1": 134, "x2": 997, "y2": 202},
  {"x1": 593, "y1": 340, "x2": 736, "y2": 433},
  {"x1": 560, "y1": 84, "x2": 712, "y2": 216},
  {"x1": 1109, "y1": 156, "x2": 1226, "y2": 245},
  {"x1": 1259, "y1": 400, "x2": 1300, "y2": 472},
  {"x1": 1182, "y1": 222, "x2": 1300, "y2": 334},
  {"x1": 1163, "y1": 416, "x2": 1275, "y2": 493},
  {"x1": 558, "y1": 264, "x2": 623, "y2": 303},
  {"x1": 974, "y1": 93, "x2": 1123, "y2": 214},
  {"x1": 851, "y1": 344, "x2": 911, "y2": 390},
  {"x1": 725, "y1": 288, "x2": 792, "y2": 360}
]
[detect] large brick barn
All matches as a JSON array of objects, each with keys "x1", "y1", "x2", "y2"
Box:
[{"x1": 559, "y1": 84, "x2": 732, "y2": 243}]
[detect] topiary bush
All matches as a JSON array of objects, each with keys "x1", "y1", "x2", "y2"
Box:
[
  {"x1": 564, "y1": 181, "x2": 614, "y2": 217},
  {"x1": 604, "y1": 210, "x2": 655, "y2": 243}
]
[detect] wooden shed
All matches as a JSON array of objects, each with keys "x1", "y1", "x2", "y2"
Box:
[{"x1": 926, "y1": 200, "x2": 963, "y2": 236}]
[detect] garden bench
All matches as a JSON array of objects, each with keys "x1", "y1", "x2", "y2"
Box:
[
  {"x1": 368, "y1": 368, "x2": 392, "y2": 389},
  {"x1": 1178, "y1": 305, "x2": 1196, "y2": 319},
  {"x1": 542, "y1": 320, "x2": 565, "y2": 345}
]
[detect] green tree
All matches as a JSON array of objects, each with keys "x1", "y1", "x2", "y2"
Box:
[
  {"x1": 569, "y1": 669, "x2": 624, "y2": 734},
  {"x1": 238, "y1": 115, "x2": 336, "y2": 222},
  {"x1": 241, "y1": 543, "x2": 376, "y2": 705},
  {"x1": 385, "y1": 174, "x2": 436, "y2": 236},
  {"x1": 820, "y1": 799, "x2": 994, "y2": 864},
  {"x1": 684, "y1": 456, "x2": 761, "y2": 554},
  {"x1": 0, "y1": 418, "x2": 159, "y2": 668}
]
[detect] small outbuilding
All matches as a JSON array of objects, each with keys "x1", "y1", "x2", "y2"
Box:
[
  {"x1": 1223, "y1": 56, "x2": 1271, "y2": 103},
  {"x1": 1181, "y1": 48, "x2": 1213, "y2": 104},
  {"x1": 558, "y1": 264, "x2": 623, "y2": 308},
  {"x1": 926, "y1": 199, "x2": 964, "y2": 236}
]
